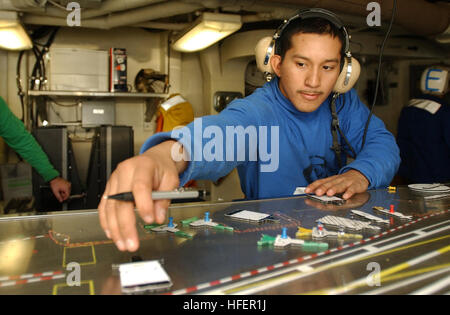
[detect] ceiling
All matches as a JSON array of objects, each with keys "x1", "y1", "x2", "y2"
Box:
[{"x1": 1, "y1": 0, "x2": 450, "y2": 46}]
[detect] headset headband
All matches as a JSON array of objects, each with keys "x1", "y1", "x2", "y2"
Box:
[{"x1": 271, "y1": 8, "x2": 350, "y2": 57}]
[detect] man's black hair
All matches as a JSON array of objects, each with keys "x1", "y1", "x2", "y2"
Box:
[{"x1": 277, "y1": 17, "x2": 346, "y2": 64}]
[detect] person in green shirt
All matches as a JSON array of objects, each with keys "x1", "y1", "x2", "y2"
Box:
[{"x1": 0, "y1": 96, "x2": 71, "y2": 202}]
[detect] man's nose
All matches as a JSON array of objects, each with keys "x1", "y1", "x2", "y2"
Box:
[{"x1": 305, "y1": 68, "x2": 320, "y2": 88}]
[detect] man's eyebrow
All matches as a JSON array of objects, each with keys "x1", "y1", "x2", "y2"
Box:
[{"x1": 292, "y1": 54, "x2": 339, "y2": 63}]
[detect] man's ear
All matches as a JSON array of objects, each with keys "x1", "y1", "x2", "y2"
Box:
[{"x1": 270, "y1": 54, "x2": 282, "y2": 77}]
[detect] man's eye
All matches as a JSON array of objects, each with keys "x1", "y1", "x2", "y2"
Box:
[
  {"x1": 323, "y1": 65, "x2": 335, "y2": 71},
  {"x1": 297, "y1": 62, "x2": 305, "y2": 67}
]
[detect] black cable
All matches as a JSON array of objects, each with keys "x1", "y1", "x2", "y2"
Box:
[
  {"x1": 29, "y1": 27, "x2": 59, "y2": 90},
  {"x1": 28, "y1": 27, "x2": 59, "y2": 125},
  {"x1": 31, "y1": 46, "x2": 43, "y2": 89},
  {"x1": 337, "y1": 122, "x2": 356, "y2": 158},
  {"x1": 15, "y1": 26, "x2": 58, "y2": 125},
  {"x1": 34, "y1": 45, "x2": 46, "y2": 88},
  {"x1": 16, "y1": 51, "x2": 26, "y2": 121},
  {"x1": 361, "y1": 0, "x2": 397, "y2": 149},
  {"x1": 330, "y1": 93, "x2": 356, "y2": 168}
]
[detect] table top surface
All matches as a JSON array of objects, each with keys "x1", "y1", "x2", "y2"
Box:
[{"x1": 0, "y1": 186, "x2": 448, "y2": 295}]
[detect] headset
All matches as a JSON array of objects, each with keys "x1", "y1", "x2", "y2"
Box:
[
  {"x1": 255, "y1": 8, "x2": 361, "y2": 94},
  {"x1": 420, "y1": 66, "x2": 450, "y2": 96}
]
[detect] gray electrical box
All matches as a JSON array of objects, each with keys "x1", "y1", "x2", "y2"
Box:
[{"x1": 82, "y1": 99, "x2": 115, "y2": 127}]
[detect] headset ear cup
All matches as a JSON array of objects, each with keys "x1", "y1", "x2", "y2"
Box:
[
  {"x1": 255, "y1": 36, "x2": 276, "y2": 75},
  {"x1": 333, "y1": 56, "x2": 360, "y2": 93}
]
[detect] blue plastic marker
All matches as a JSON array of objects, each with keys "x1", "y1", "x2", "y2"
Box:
[
  {"x1": 204, "y1": 212, "x2": 210, "y2": 222},
  {"x1": 281, "y1": 227, "x2": 288, "y2": 239},
  {"x1": 168, "y1": 217, "x2": 174, "y2": 228}
]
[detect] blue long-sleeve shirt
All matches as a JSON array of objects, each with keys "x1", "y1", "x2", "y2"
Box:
[{"x1": 141, "y1": 78, "x2": 400, "y2": 199}]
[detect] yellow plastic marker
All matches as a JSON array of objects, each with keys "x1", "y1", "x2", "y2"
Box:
[{"x1": 296, "y1": 226, "x2": 312, "y2": 239}]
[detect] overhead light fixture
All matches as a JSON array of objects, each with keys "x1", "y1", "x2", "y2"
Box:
[
  {"x1": 172, "y1": 12, "x2": 242, "y2": 53},
  {"x1": 0, "y1": 11, "x2": 33, "y2": 51}
]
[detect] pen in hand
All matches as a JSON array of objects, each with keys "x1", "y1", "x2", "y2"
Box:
[{"x1": 107, "y1": 189, "x2": 204, "y2": 201}]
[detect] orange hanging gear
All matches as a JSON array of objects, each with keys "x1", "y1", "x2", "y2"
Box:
[
  {"x1": 155, "y1": 94, "x2": 197, "y2": 189},
  {"x1": 155, "y1": 94, "x2": 194, "y2": 133}
]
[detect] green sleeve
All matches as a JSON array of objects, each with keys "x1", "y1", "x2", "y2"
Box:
[{"x1": 0, "y1": 97, "x2": 60, "y2": 182}]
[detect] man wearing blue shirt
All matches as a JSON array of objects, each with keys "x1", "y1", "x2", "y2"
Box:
[{"x1": 98, "y1": 9, "x2": 400, "y2": 252}]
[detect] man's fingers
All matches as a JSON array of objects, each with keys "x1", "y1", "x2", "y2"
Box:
[
  {"x1": 343, "y1": 186, "x2": 356, "y2": 200},
  {"x1": 104, "y1": 176, "x2": 126, "y2": 250},
  {"x1": 154, "y1": 172, "x2": 180, "y2": 224},
  {"x1": 105, "y1": 200, "x2": 125, "y2": 250},
  {"x1": 98, "y1": 181, "x2": 111, "y2": 239},
  {"x1": 98, "y1": 198, "x2": 110, "y2": 239},
  {"x1": 306, "y1": 175, "x2": 343, "y2": 195},
  {"x1": 324, "y1": 178, "x2": 351, "y2": 196},
  {"x1": 115, "y1": 200, "x2": 139, "y2": 252},
  {"x1": 305, "y1": 177, "x2": 328, "y2": 193},
  {"x1": 114, "y1": 164, "x2": 144, "y2": 252},
  {"x1": 314, "y1": 177, "x2": 345, "y2": 196},
  {"x1": 60, "y1": 189, "x2": 69, "y2": 201},
  {"x1": 306, "y1": 170, "x2": 369, "y2": 199},
  {"x1": 133, "y1": 178, "x2": 156, "y2": 224}
]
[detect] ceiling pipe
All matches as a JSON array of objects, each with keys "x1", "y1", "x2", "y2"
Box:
[
  {"x1": 22, "y1": 14, "x2": 190, "y2": 30},
  {"x1": 245, "y1": 0, "x2": 450, "y2": 37},
  {"x1": 25, "y1": 0, "x2": 169, "y2": 19},
  {"x1": 182, "y1": 0, "x2": 298, "y2": 17},
  {"x1": 77, "y1": 0, "x2": 168, "y2": 19},
  {"x1": 17, "y1": 0, "x2": 449, "y2": 40},
  {"x1": 135, "y1": 21, "x2": 189, "y2": 31},
  {"x1": 0, "y1": 0, "x2": 47, "y2": 10},
  {"x1": 23, "y1": 1, "x2": 204, "y2": 29}
]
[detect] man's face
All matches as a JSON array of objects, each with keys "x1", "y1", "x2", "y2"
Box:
[{"x1": 271, "y1": 33, "x2": 342, "y2": 112}]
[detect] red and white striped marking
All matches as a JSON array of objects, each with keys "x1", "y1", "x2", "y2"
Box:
[
  {"x1": 167, "y1": 209, "x2": 450, "y2": 295},
  {"x1": 0, "y1": 270, "x2": 65, "y2": 287}
]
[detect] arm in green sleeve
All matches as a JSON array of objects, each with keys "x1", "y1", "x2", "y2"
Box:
[{"x1": 0, "y1": 97, "x2": 60, "y2": 182}]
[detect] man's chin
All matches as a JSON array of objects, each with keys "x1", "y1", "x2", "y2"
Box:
[
  {"x1": 293, "y1": 100, "x2": 323, "y2": 113},
  {"x1": 292, "y1": 93, "x2": 327, "y2": 112}
]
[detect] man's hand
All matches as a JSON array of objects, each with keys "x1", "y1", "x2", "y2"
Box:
[
  {"x1": 49, "y1": 177, "x2": 71, "y2": 202},
  {"x1": 97, "y1": 140, "x2": 188, "y2": 252},
  {"x1": 305, "y1": 169, "x2": 369, "y2": 200}
]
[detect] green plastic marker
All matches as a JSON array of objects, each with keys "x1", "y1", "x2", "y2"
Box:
[
  {"x1": 214, "y1": 224, "x2": 234, "y2": 232},
  {"x1": 257, "y1": 234, "x2": 276, "y2": 246},
  {"x1": 180, "y1": 217, "x2": 199, "y2": 225},
  {"x1": 302, "y1": 241, "x2": 329, "y2": 252},
  {"x1": 143, "y1": 223, "x2": 163, "y2": 230}
]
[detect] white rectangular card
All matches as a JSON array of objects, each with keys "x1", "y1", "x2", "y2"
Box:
[
  {"x1": 119, "y1": 260, "x2": 171, "y2": 288},
  {"x1": 227, "y1": 210, "x2": 271, "y2": 221},
  {"x1": 293, "y1": 187, "x2": 307, "y2": 195}
]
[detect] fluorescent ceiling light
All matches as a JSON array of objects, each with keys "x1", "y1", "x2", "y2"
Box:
[
  {"x1": 0, "y1": 11, "x2": 33, "y2": 51},
  {"x1": 172, "y1": 12, "x2": 242, "y2": 53}
]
